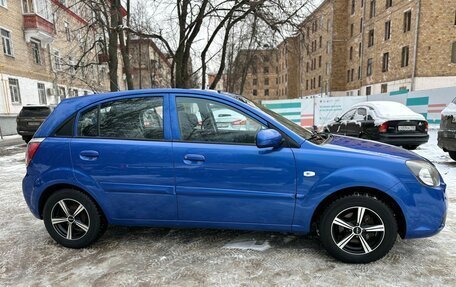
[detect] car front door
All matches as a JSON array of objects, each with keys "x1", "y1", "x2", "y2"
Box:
[
  {"x1": 71, "y1": 95, "x2": 177, "y2": 222},
  {"x1": 171, "y1": 95, "x2": 297, "y2": 230},
  {"x1": 345, "y1": 107, "x2": 367, "y2": 137}
]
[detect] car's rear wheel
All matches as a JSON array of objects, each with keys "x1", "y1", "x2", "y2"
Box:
[
  {"x1": 22, "y1": 136, "x2": 32, "y2": 143},
  {"x1": 403, "y1": 145, "x2": 419, "y2": 150},
  {"x1": 319, "y1": 195, "x2": 397, "y2": 263},
  {"x1": 449, "y1": 151, "x2": 456, "y2": 161},
  {"x1": 43, "y1": 189, "x2": 106, "y2": 248}
]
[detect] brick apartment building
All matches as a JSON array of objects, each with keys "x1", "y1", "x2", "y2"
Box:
[
  {"x1": 129, "y1": 38, "x2": 172, "y2": 89},
  {"x1": 230, "y1": 0, "x2": 456, "y2": 100},
  {"x1": 299, "y1": 0, "x2": 456, "y2": 97},
  {"x1": 232, "y1": 48, "x2": 280, "y2": 102},
  {"x1": 0, "y1": 0, "x2": 115, "y2": 123}
]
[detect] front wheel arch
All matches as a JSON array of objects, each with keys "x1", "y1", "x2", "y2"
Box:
[{"x1": 310, "y1": 187, "x2": 406, "y2": 238}]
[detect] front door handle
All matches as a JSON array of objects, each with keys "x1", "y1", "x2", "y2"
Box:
[
  {"x1": 80, "y1": 150, "x2": 99, "y2": 161},
  {"x1": 184, "y1": 154, "x2": 205, "y2": 162}
]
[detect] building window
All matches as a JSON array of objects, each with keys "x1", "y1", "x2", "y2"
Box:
[
  {"x1": 366, "y1": 86, "x2": 372, "y2": 96},
  {"x1": 319, "y1": 55, "x2": 322, "y2": 67},
  {"x1": 58, "y1": 86, "x2": 66, "y2": 100},
  {"x1": 369, "y1": 0, "x2": 376, "y2": 19},
  {"x1": 306, "y1": 80, "x2": 309, "y2": 90},
  {"x1": 454, "y1": 10, "x2": 456, "y2": 25},
  {"x1": 382, "y1": 52, "x2": 389, "y2": 72},
  {"x1": 264, "y1": 89, "x2": 269, "y2": 96},
  {"x1": 319, "y1": 36, "x2": 322, "y2": 48},
  {"x1": 368, "y1": 29, "x2": 375, "y2": 47},
  {"x1": 1, "y1": 28, "x2": 13, "y2": 56},
  {"x1": 351, "y1": 0, "x2": 355, "y2": 15},
  {"x1": 0, "y1": 0, "x2": 7, "y2": 8},
  {"x1": 385, "y1": 21, "x2": 391, "y2": 40},
  {"x1": 361, "y1": 0, "x2": 364, "y2": 7},
  {"x1": 451, "y1": 42, "x2": 456, "y2": 63},
  {"x1": 53, "y1": 50, "x2": 62, "y2": 71},
  {"x1": 360, "y1": 18, "x2": 363, "y2": 33},
  {"x1": 263, "y1": 66, "x2": 269, "y2": 74},
  {"x1": 318, "y1": 75, "x2": 321, "y2": 88},
  {"x1": 367, "y1": 58, "x2": 373, "y2": 76},
  {"x1": 347, "y1": 70, "x2": 350, "y2": 82},
  {"x1": 351, "y1": 69, "x2": 354, "y2": 81},
  {"x1": 31, "y1": 39, "x2": 41, "y2": 64},
  {"x1": 64, "y1": 21, "x2": 71, "y2": 41},
  {"x1": 359, "y1": 42, "x2": 362, "y2": 57},
  {"x1": 350, "y1": 23, "x2": 354, "y2": 37},
  {"x1": 306, "y1": 62, "x2": 309, "y2": 72},
  {"x1": 358, "y1": 66, "x2": 361, "y2": 79},
  {"x1": 252, "y1": 78, "x2": 257, "y2": 86},
  {"x1": 350, "y1": 46, "x2": 353, "y2": 60},
  {"x1": 264, "y1": 77, "x2": 269, "y2": 86},
  {"x1": 252, "y1": 89, "x2": 257, "y2": 96},
  {"x1": 386, "y1": 0, "x2": 392, "y2": 9},
  {"x1": 9, "y1": 78, "x2": 21, "y2": 104},
  {"x1": 38, "y1": 83, "x2": 47, "y2": 105},
  {"x1": 401, "y1": 46, "x2": 409, "y2": 67},
  {"x1": 381, "y1": 83, "x2": 388, "y2": 93},
  {"x1": 404, "y1": 10, "x2": 412, "y2": 32}
]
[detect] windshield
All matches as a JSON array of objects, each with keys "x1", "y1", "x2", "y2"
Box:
[{"x1": 222, "y1": 92, "x2": 314, "y2": 140}]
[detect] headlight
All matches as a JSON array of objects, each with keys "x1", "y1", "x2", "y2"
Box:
[{"x1": 406, "y1": 160, "x2": 441, "y2": 187}]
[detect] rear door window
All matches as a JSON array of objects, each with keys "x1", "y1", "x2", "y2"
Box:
[{"x1": 77, "y1": 96, "x2": 164, "y2": 140}]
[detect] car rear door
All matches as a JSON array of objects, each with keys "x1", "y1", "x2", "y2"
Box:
[
  {"x1": 70, "y1": 94, "x2": 177, "y2": 222},
  {"x1": 170, "y1": 94, "x2": 297, "y2": 230}
]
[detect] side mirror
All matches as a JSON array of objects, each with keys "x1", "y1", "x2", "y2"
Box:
[
  {"x1": 334, "y1": 116, "x2": 340, "y2": 122},
  {"x1": 256, "y1": 129, "x2": 283, "y2": 148}
]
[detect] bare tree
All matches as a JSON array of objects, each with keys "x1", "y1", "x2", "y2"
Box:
[{"x1": 129, "y1": 0, "x2": 314, "y2": 89}]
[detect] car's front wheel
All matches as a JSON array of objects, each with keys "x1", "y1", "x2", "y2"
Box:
[
  {"x1": 43, "y1": 189, "x2": 106, "y2": 248},
  {"x1": 319, "y1": 195, "x2": 397, "y2": 263},
  {"x1": 449, "y1": 151, "x2": 456, "y2": 161}
]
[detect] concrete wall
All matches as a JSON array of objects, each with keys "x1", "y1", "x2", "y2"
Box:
[{"x1": 0, "y1": 115, "x2": 17, "y2": 136}]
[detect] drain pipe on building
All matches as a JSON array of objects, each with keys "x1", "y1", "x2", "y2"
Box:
[{"x1": 411, "y1": 0, "x2": 422, "y2": 92}]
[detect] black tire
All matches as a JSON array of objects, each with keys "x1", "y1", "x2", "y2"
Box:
[
  {"x1": 43, "y1": 189, "x2": 106, "y2": 248},
  {"x1": 449, "y1": 151, "x2": 456, "y2": 161},
  {"x1": 319, "y1": 195, "x2": 398, "y2": 263},
  {"x1": 22, "y1": 136, "x2": 32, "y2": 143},
  {"x1": 403, "y1": 145, "x2": 419, "y2": 150}
]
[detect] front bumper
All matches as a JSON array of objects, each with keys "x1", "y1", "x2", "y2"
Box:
[
  {"x1": 391, "y1": 179, "x2": 448, "y2": 239},
  {"x1": 378, "y1": 133, "x2": 429, "y2": 146},
  {"x1": 438, "y1": 130, "x2": 456, "y2": 152}
]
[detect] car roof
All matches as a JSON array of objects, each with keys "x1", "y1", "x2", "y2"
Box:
[
  {"x1": 352, "y1": 101, "x2": 407, "y2": 110},
  {"x1": 60, "y1": 88, "x2": 230, "y2": 107}
]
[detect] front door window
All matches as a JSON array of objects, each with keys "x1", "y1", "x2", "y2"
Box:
[{"x1": 176, "y1": 97, "x2": 265, "y2": 145}]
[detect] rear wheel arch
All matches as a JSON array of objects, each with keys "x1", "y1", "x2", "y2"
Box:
[
  {"x1": 310, "y1": 186, "x2": 406, "y2": 238},
  {"x1": 39, "y1": 184, "x2": 107, "y2": 224}
]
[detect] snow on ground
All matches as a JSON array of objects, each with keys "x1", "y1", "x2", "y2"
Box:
[{"x1": 0, "y1": 131, "x2": 455, "y2": 286}]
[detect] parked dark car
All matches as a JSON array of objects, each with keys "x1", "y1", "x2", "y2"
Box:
[
  {"x1": 23, "y1": 89, "x2": 447, "y2": 263},
  {"x1": 325, "y1": 101, "x2": 429, "y2": 150},
  {"x1": 438, "y1": 98, "x2": 456, "y2": 161},
  {"x1": 16, "y1": 105, "x2": 53, "y2": 143}
]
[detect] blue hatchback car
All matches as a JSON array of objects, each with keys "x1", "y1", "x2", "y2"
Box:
[{"x1": 23, "y1": 89, "x2": 447, "y2": 263}]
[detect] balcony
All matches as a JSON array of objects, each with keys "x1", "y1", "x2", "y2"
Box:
[{"x1": 23, "y1": 14, "x2": 55, "y2": 46}]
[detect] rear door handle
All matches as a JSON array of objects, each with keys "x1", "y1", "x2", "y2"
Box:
[
  {"x1": 80, "y1": 150, "x2": 99, "y2": 161},
  {"x1": 184, "y1": 154, "x2": 205, "y2": 162}
]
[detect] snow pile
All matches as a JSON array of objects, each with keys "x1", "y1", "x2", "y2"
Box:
[{"x1": 442, "y1": 103, "x2": 456, "y2": 116}]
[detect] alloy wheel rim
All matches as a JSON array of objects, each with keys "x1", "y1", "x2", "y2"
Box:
[
  {"x1": 51, "y1": 199, "x2": 90, "y2": 240},
  {"x1": 331, "y1": 206, "x2": 385, "y2": 255}
]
